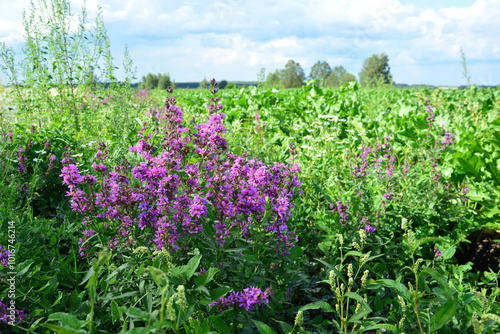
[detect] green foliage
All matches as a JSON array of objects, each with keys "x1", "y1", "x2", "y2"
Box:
[
  {"x1": 219, "y1": 80, "x2": 228, "y2": 89},
  {"x1": 265, "y1": 70, "x2": 281, "y2": 89},
  {"x1": 309, "y1": 61, "x2": 332, "y2": 83},
  {"x1": 280, "y1": 60, "x2": 306, "y2": 88},
  {"x1": 460, "y1": 46, "x2": 471, "y2": 86},
  {"x1": 140, "y1": 73, "x2": 172, "y2": 90},
  {"x1": 199, "y1": 77, "x2": 209, "y2": 89},
  {"x1": 325, "y1": 66, "x2": 357, "y2": 87},
  {"x1": 257, "y1": 68, "x2": 266, "y2": 89},
  {"x1": 2, "y1": 32, "x2": 500, "y2": 334},
  {"x1": 359, "y1": 53, "x2": 392, "y2": 87},
  {"x1": 0, "y1": 0, "x2": 137, "y2": 138}
]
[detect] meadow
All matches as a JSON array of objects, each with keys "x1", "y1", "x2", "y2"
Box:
[{"x1": 0, "y1": 77, "x2": 499, "y2": 334}]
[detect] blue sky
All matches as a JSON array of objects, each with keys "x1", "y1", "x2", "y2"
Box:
[{"x1": 0, "y1": 0, "x2": 499, "y2": 86}]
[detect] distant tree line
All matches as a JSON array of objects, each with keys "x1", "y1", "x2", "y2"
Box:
[
  {"x1": 139, "y1": 73, "x2": 175, "y2": 90},
  {"x1": 138, "y1": 53, "x2": 393, "y2": 91},
  {"x1": 261, "y1": 53, "x2": 393, "y2": 89}
]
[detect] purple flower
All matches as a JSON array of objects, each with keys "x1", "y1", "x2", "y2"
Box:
[
  {"x1": 434, "y1": 248, "x2": 442, "y2": 258},
  {"x1": 0, "y1": 245, "x2": 10, "y2": 266},
  {"x1": 0, "y1": 299, "x2": 27, "y2": 324},
  {"x1": 364, "y1": 224, "x2": 376, "y2": 233},
  {"x1": 60, "y1": 164, "x2": 83, "y2": 186},
  {"x1": 82, "y1": 229, "x2": 96, "y2": 237},
  {"x1": 210, "y1": 286, "x2": 269, "y2": 312}
]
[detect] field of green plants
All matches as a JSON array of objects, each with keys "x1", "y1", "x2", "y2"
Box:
[
  {"x1": 1, "y1": 78, "x2": 500, "y2": 333},
  {"x1": 1, "y1": 0, "x2": 500, "y2": 332}
]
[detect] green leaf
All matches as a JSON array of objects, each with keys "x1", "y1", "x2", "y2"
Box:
[
  {"x1": 111, "y1": 301, "x2": 121, "y2": 321},
  {"x1": 299, "y1": 301, "x2": 335, "y2": 312},
  {"x1": 273, "y1": 319, "x2": 293, "y2": 333},
  {"x1": 121, "y1": 307, "x2": 151, "y2": 322},
  {"x1": 41, "y1": 323, "x2": 86, "y2": 334},
  {"x1": 373, "y1": 279, "x2": 411, "y2": 300},
  {"x1": 252, "y1": 320, "x2": 278, "y2": 334},
  {"x1": 125, "y1": 327, "x2": 156, "y2": 334},
  {"x1": 431, "y1": 296, "x2": 458, "y2": 331},
  {"x1": 363, "y1": 323, "x2": 399, "y2": 332},
  {"x1": 185, "y1": 254, "x2": 202, "y2": 280},
  {"x1": 348, "y1": 308, "x2": 371, "y2": 323},
  {"x1": 345, "y1": 291, "x2": 367, "y2": 305},
  {"x1": 194, "y1": 268, "x2": 219, "y2": 286},
  {"x1": 412, "y1": 237, "x2": 442, "y2": 252},
  {"x1": 209, "y1": 286, "x2": 232, "y2": 301},
  {"x1": 441, "y1": 246, "x2": 456, "y2": 260},
  {"x1": 418, "y1": 268, "x2": 453, "y2": 298},
  {"x1": 16, "y1": 259, "x2": 34, "y2": 277},
  {"x1": 103, "y1": 291, "x2": 139, "y2": 300},
  {"x1": 209, "y1": 315, "x2": 232, "y2": 333},
  {"x1": 79, "y1": 266, "x2": 95, "y2": 286},
  {"x1": 47, "y1": 312, "x2": 86, "y2": 330}
]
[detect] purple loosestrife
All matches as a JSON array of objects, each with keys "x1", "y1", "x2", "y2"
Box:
[
  {"x1": 362, "y1": 217, "x2": 376, "y2": 232},
  {"x1": 209, "y1": 286, "x2": 270, "y2": 312},
  {"x1": 331, "y1": 201, "x2": 349, "y2": 226},
  {"x1": 426, "y1": 98, "x2": 435, "y2": 133},
  {"x1": 61, "y1": 82, "x2": 301, "y2": 256},
  {"x1": 13, "y1": 147, "x2": 27, "y2": 173},
  {"x1": 353, "y1": 145, "x2": 371, "y2": 177},
  {"x1": 0, "y1": 245, "x2": 10, "y2": 266},
  {"x1": 0, "y1": 300, "x2": 27, "y2": 324}
]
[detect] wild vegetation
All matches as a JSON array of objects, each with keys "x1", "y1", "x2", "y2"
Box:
[{"x1": 1, "y1": 1, "x2": 500, "y2": 333}]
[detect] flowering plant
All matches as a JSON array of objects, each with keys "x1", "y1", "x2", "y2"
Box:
[{"x1": 61, "y1": 80, "x2": 301, "y2": 265}]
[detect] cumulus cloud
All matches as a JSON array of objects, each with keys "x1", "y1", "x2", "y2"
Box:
[{"x1": 0, "y1": 0, "x2": 498, "y2": 85}]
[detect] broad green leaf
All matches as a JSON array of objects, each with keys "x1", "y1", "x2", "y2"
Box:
[
  {"x1": 299, "y1": 301, "x2": 335, "y2": 312},
  {"x1": 273, "y1": 319, "x2": 293, "y2": 333},
  {"x1": 41, "y1": 323, "x2": 86, "y2": 334},
  {"x1": 111, "y1": 301, "x2": 121, "y2": 321},
  {"x1": 47, "y1": 313, "x2": 86, "y2": 330},
  {"x1": 363, "y1": 323, "x2": 399, "y2": 332},
  {"x1": 209, "y1": 315, "x2": 232, "y2": 333},
  {"x1": 412, "y1": 237, "x2": 442, "y2": 252},
  {"x1": 79, "y1": 266, "x2": 95, "y2": 286},
  {"x1": 194, "y1": 268, "x2": 219, "y2": 286},
  {"x1": 431, "y1": 296, "x2": 458, "y2": 331},
  {"x1": 252, "y1": 320, "x2": 278, "y2": 334},
  {"x1": 348, "y1": 309, "x2": 371, "y2": 323},
  {"x1": 209, "y1": 286, "x2": 232, "y2": 301}
]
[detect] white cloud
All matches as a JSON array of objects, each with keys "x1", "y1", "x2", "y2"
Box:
[{"x1": 0, "y1": 0, "x2": 498, "y2": 85}]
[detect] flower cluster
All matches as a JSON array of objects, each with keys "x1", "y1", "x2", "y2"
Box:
[
  {"x1": 0, "y1": 300, "x2": 27, "y2": 324},
  {"x1": 209, "y1": 286, "x2": 270, "y2": 312},
  {"x1": 0, "y1": 245, "x2": 10, "y2": 266},
  {"x1": 13, "y1": 147, "x2": 27, "y2": 173},
  {"x1": 331, "y1": 201, "x2": 349, "y2": 225},
  {"x1": 134, "y1": 89, "x2": 150, "y2": 103},
  {"x1": 362, "y1": 217, "x2": 376, "y2": 233},
  {"x1": 426, "y1": 99, "x2": 435, "y2": 132},
  {"x1": 61, "y1": 82, "x2": 301, "y2": 256}
]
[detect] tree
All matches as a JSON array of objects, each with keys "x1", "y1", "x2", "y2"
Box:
[
  {"x1": 325, "y1": 66, "x2": 357, "y2": 87},
  {"x1": 219, "y1": 80, "x2": 228, "y2": 89},
  {"x1": 264, "y1": 70, "x2": 281, "y2": 89},
  {"x1": 257, "y1": 67, "x2": 266, "y2": 89},
  {"x1": 142, "y1": 73, "x2": 159, "y2": 90},
  {"x1": 199, "y1": 77, "x2": 209, "y2": 89},
  {"x1": 280, "y1": 60, "x2": 306, "y2": 88},
  {"x1": 310, "y1": 61, "x2": 332, "y2": 84},
  {"x1": 157, "y1": 73, "x2": 172, "y2": 90},
  {"x1": 358, "y1": 53, "x2": 392, "y2": 87}
]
